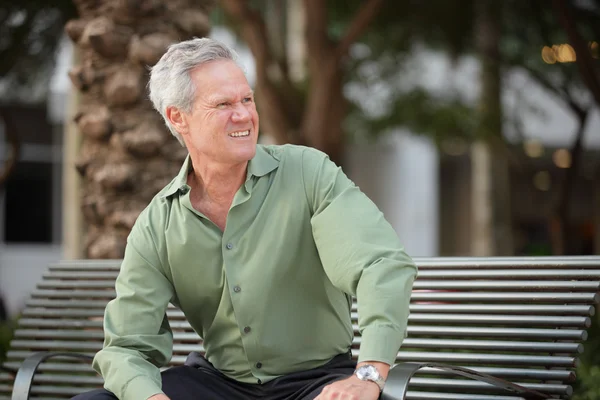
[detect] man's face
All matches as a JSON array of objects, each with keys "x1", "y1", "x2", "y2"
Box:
[{"x1": 173, "y1": 59, "x2": 259, "y2": 165}]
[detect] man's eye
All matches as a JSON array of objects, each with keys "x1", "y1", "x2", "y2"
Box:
[
  {"x1": 242, "y1": 97, "x2": 253, "y2": 103},
  {"x1": 217, "y1": 103, "x2": 228, "y2": 109}
]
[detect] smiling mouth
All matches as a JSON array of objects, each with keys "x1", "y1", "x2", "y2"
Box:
[{"x1": 228, "y1": 130, "x2": 250, "y2": 138}]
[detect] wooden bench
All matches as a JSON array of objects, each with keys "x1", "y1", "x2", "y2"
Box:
[{"x1": 0, "y1": 256, "x2": 599, "y2": 399}]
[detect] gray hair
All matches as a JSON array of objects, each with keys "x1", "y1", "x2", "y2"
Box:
[{"x1": 148, "y1": 38, "x2": 241, "y2": 146}]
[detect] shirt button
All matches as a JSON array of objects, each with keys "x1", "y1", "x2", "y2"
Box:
[
  {"x1": 226, "y1": 242, "x2": 233, "y2": 249},
  {"x1": 244, "y1": 326, "x2": 251, "y2": 333},
  {"x1": 256, "y1": 362, "x2": 262, "y2": 369},
  {"x1": 233, "y1": 286, "x2": 241, "y2": 293}
]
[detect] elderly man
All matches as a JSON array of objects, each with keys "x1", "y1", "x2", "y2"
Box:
[{"x1": 73, "y1": 38, "x2": 416, "y2": 400}]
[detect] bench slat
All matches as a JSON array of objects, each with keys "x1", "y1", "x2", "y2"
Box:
[
  {"x1": 45, "y1": 256, "x2": 600, "y2": 270},
  {"x1": 8, "y1": 337, "x2": 583, "y2": 355},
  {"x1": 23, "y1": 299, "x2": 597, "y2": 317},
  {"x1": 18, "y1": 308, "x2": 593, "y2": 328},
  {"x1": 12, "y1": 329, "x2": 584, "y2": 354},
  {"x1": 14, "y1": 319, "x2": 588, "y2": 340},
  {"x1": 393, "y1": 351, "x2": 577, "y2": 367},
  {"x1": 414, "y1": 257, "x2": 600, "y2": 269},
  {"x1": 30, "y1": 289, "x2": 600, "y2": 303},
  {"x1": 365, "y1": 338, "x2": 583, "y2": 353},
  {"x1": 37, "y1": 279, "x2": 600, "y2": 292},
  {"x1": 43, "y1": 269, "x2": 600, "y2": 280},
  {"x1": 417, "y1": 269, "x2": 600, "y2": 279},
  {"x1": 405, "y1": 390, "x2": 527, "y2": 400},
  {"x1": 407, "y1": 377, "x2": 570, "y2": 395},
  {"x1": 415, "y1": 366, "x2": 575, "y2": 382}
]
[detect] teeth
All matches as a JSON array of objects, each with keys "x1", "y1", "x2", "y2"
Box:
[{"x1": 229, "y1": 130, "x2": 250, "y2": 137}]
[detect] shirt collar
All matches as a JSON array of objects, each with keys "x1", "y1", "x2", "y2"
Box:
[{"x1": 161, "y1": 145, "x2": 279, "y2": 199}]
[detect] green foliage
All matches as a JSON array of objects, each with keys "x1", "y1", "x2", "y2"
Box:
[
  {"x1": 572, "y1": 311, "x2": 600, "y2": 399},
  {"x1": 0, "y1": 0, "x2": 77, "y2": 95},
  {"x1": 346, "y1": 87, "x2": 476, "y2": 146},
  {"x1": 573, "y1": 365, "x2": 600, "y2": 400},
  {"x1": 0, "y1": 319, "x2": 15, "y2": 365}
]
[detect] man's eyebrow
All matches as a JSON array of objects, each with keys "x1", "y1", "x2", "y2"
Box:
[
  {"x1": 206, "y1": 95, "x2": 228, "y2": 104},
  {"x1": 206, "y1": 91, "x2": 254, "y2": 104}
]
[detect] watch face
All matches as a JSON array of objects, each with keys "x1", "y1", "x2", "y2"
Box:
[{"x1": 356, "y1": 365, "x2": 378, "y2": 380}]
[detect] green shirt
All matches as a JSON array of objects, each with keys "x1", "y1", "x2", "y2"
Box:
[{"x1": 93, "y1": 144, "x2": 417, "y2": 400}]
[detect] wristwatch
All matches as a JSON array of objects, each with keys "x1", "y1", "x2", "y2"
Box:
[{"x1": 354, "y1": 364, "x2": 386, "y2": 392}]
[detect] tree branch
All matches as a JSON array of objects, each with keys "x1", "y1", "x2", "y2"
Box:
[
  {"x1": 513, "y1": 62, "x2": 586, "y2": 117},
  {"x1": 553, "y1": 0, "x2": 600, "y2": 108},
  {"x1": 334, "y1": 0, "x2": 385, "y2": 62},
  {"x1": 303, "y1": 0, "x2": 331, "y2": 61},
  {"x1": 219, "y1": 0, "x2": 272, "y2": 73}
]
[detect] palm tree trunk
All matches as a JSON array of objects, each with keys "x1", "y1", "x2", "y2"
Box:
[{"x1": 67, "y1": 0, "x2": 213, "y2": 258}]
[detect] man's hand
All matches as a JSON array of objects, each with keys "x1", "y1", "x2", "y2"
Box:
[
  {"x1": 148, "y1": 394, "x2": 170, "y2": 400},
  {"x1": 315, "y1": 375, "x2": 380, "y2": 400}
]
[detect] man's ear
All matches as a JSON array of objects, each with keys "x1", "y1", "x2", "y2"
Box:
[{"x1": 166, "y1": 106, "x2": 188, "y2": 136}]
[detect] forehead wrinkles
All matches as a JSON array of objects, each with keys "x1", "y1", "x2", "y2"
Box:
[{"x1": 204, "y1": 84, "x2": 253, "y2": 104}]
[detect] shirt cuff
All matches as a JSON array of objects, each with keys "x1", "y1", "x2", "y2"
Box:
[
  {"x1": 357, "y1": 325, "x2": 406, "y2": 366},
  {"x1": 122, "y1": 376, "x2": 163, "y2": 400}
]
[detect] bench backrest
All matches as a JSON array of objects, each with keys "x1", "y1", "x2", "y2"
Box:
[{"x1": 1, "y1": 256, "x2": 599, "y2": 399}]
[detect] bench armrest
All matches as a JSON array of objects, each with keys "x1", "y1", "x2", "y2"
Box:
[
  {"x1": 11, "y1": 352, "x2": 94, "y2": 400},
  {"x1": 381, "y1": 362, "x2": 552, "y2": 400}
]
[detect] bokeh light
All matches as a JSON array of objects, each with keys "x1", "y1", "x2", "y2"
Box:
[
  {"x1": 553, "y1": 149, "x2": 572, "y2": 169},
  {"x1": 533, "y1": 171, "x2": 551, "y2": 191}
]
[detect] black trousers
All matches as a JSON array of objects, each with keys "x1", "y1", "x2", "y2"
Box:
[{"x1": 72, "y1": 352, "x2": 356, "y2": 400}]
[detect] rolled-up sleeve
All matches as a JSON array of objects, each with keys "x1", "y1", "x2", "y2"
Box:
[
  {"x1": 93, "y1": 212, "x2": 175, "y2": 400},
  {"x1": 302, "y1": 147, "x2": 417, "y2": 365}
]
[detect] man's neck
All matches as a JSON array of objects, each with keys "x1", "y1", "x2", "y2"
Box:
[{"x1": 188, "y1": 156, "x2": 248, "y2": 205}]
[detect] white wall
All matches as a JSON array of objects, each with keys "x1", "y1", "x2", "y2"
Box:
[
  {"x1": 345, "y1": 132, "x2": 439, "y2": 257},
  {"x1": 0, "y1": 245, "x2": 63, "y2": 316}
]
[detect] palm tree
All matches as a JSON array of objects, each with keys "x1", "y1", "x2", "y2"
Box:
[{"x1": 67, "y1": 0, "x2": 214, "y2": 258}]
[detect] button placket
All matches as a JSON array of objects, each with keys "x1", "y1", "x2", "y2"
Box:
[{"x1": 222, "y1": 231, "x2": 258, "y2": 377}]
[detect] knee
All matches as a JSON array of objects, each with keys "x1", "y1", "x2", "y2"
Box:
[{"x1": 71, "y1": 388, "x2": 116, "y2": 400}]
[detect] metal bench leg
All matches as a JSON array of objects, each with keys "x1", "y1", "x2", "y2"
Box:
[
  {"x1": 381, "y1": 362, "x2": 553, "y2": 400},
  {"x1": 11, "y1": 352, "x2": 94, "y2": 400}
]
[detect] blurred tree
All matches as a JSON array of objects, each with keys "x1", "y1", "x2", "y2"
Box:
[
  {"x1": 0, "y1": 0, "x2": 77, "y2": 92},
  {"x1": 502, "y1": 0, "x2": 600, "y2": 255},
  {"x1": 553, "y1": 0, "x2": 600, "y2": 107},
  {"x1": 218, "y1": 0, "x2": 388, "y2": 165},
  {"x1": 0, "y1": 0, "x2": 76, "y2": 190},
  {"x1": 215, "y1": 0, "x2": 599, "y2": 256}
]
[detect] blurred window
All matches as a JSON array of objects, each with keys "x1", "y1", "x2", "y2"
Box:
[
  {"x1": 3, "y1": 161, "x2": 53, "y2": 243},
  {"x1": 0, "y1": 105, "x2": 61, "y2": 244}
]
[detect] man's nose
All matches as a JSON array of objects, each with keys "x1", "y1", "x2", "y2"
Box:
[{"x1": 231, "y1": 103, "x2": 251, "y2": 122}]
